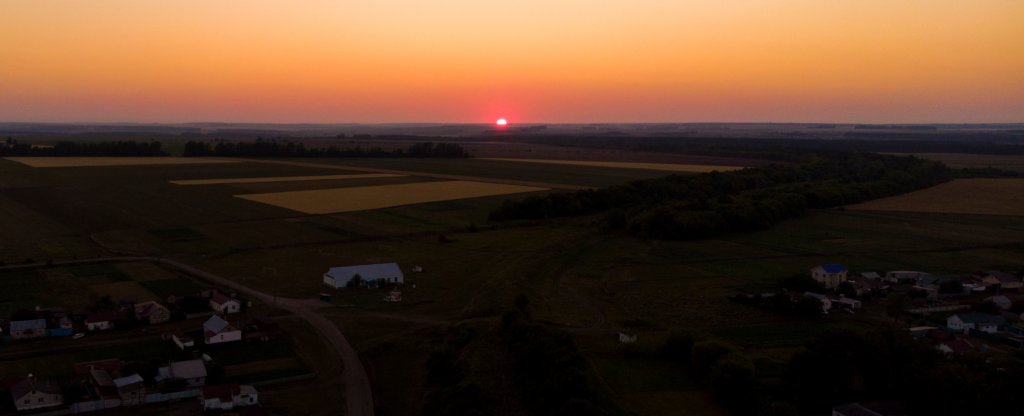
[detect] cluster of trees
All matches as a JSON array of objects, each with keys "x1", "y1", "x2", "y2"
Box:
[
  {"x1": 420, "y1": 326, "x2": 489, "y2": 416},
  {"x1": 182, "y1": 139, "x2": 469, "y2": 158},
  {"x1": 0, "y1": 138, "x2": 166, "y2": 156},
  {"x1": 498, "y1": 310, "x2": 622, "y2": 416},
  {"x1": 624, "y1": 326, "x2": 1024, "y2": 415},
  {"x1": 514, "y1": 134, "x2": 1024, "y2": 160},
  {"x1": 490, "y1": 153, "x2": 951, "y2": 240},
  {"x1": 787, "y1": 328, "x2": 1024, "y2": 415}
]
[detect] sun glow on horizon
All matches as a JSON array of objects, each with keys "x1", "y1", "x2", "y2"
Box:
[
  {"x1": 1, "y1": 1, "x2": 1022, "y2": 123},
  {"x1": 496, "y1": 118, "x2": 508, "y2": 126}
]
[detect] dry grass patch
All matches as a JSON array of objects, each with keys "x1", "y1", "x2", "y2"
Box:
[
  {"x1": 235, "y1": 180, "x2": 547, "y2": 214},
  {"x1": 5, "y1": 157, "x2": 239, "y2": 168},
  {"x1": 480, "y1": 158, "x2": 744, "y2": 173},
  {"x1": 92, "y1": 281, "x2": 159, "y2": 302},
  {"x1": 170, "y1": 173, "x2": 403, "y2": 185},
  {"x1": 849, "y1": 178, "x2": 1024, "y2": 216}
]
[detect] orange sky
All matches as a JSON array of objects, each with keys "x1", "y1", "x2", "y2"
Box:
[{"x1": 2, "y1": 1, "x2": 1022, "y2": 123}]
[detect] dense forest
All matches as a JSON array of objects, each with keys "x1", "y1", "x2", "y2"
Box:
[
  {"x1": 512, "y1": 135, "x2": 1024, "y2": 160},
  {"x1": 0, "y1": 138, "x2": 166, "y2": 156},
  {"x1": 618, "y1": 326, "x2": 1024, "y2": 416},
  {"x1": 182, "y1": 139, "x2": 469, "y2": 158},
  {"x1": 489, "y1": 153, "x2": 951, "y2": 240}
]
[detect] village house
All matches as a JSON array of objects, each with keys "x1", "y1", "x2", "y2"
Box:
[
  {"x1": 46, "y1": 313, "x2": 74, "y2": 337},
  {"x1": 985, "y1": 295, "x2": 1013, "y2": 310},
  {"x1": 85, "y1": 311, "x2": 121, "y2": 331},
  {"x1": 156, "y1": 359, "x2": 207, "y2": 388},
  {"x1": 947, "y1": 313, "x2": 1006, "y2": 334},
  {"x1": 209, "y1": 293, "x2": 241, "y2": 315},
  {"x1": 323, "y1": 263, "x2": 404, "y2": 289},
  {"x1": 885, "y1": 270, "x2": 931, "y2": 284},
  {"x1": 977, "y1": 271, "x2": 1022, "y2": 290},
  {"x1": 938, "y1": 339, "x2": 976, "y2": 355},
  {"x1": 803, "y1": 292, "x2": 833, "y2": 313},
  {"x1": 9, "y1": 319, "x2": 46, "y2": 340},
  {"x1": 810, "y1": 264, "x2": 848, "y2": 289},
  {"x1": 134, "y1": 301, "x2": 171, "y2": 325},
  {"x1": 204, "y1": 315, "x2": 242, "y2": 345},
  {"x1": 113, "y1": 374, "x2": 145, "y2": 406},
  {"x1": 200, "y1": 384, "x2": 259, "y2": 411},
  {"x1": 88, "y1": 367, "x2": 120, "y2": 400},
  {"x1": 833, "y1": 297, "x2": 862, "y2": 310},
  {"x1": 10, "y1": 375, "x2": 63, "y2": 411}
]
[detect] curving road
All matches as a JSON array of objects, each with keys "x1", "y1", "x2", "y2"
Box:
[{"x1": 1, "y1": 257, "x2": 374, "y2": 416}]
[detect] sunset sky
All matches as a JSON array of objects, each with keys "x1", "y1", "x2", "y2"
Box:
[{"x1": 2, "y1": 1, "x2": 1022, "y2": 123}]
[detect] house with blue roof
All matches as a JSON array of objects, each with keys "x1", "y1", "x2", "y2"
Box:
[
  {"x1": 811, "y1": 263, "x2": 848, "y2": 289},
  {"x1": 324, "y1": 263, "x2": 404, "y2": 289}
]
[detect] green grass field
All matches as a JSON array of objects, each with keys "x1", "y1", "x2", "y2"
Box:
[{"x1": 2, "y1": 152, "x2": 1023, "y2": 415}]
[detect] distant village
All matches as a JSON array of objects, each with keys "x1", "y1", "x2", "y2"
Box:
[
  {"x1": 0, "y1": 261, "x2": 415, "y2": 415},
  {"x1": 736, "y1": 264, "x2": 1024, "y2": 356},
  {"x1": 0, "y1": 285, "x2": 275, "y2": 415}
]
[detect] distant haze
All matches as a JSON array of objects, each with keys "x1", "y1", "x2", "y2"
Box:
[{"x1": 2, "y1": 1, "x2": 1022, "y2": 123}]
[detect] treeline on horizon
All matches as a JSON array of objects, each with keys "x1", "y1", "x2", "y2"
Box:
[
  {"x1": 182, "y1": 139, "x2": 470, "y2": 158},
  {"x1": 0, "y1": 138, "x2": 166, "y2": 156},
  {"x1": 512, "y1": 135, "x2": 1024, "y2": 160},
  {"x1": 489, "y1": 152, "x2": 951, "y2": 240}
]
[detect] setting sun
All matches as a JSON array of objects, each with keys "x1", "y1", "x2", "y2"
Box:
[{"x1": 496, "y1": 118, "x2": 508, "y2": 126}]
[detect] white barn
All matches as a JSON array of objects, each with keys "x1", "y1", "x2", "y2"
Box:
[{"x1": 323, "y1": 263, "x2": 404, "y2": 289}]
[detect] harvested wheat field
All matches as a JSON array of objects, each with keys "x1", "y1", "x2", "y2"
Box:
[
  {"x1": 236, "y1": 180, "x2": 548, "y2": 214},
  {"x1": 170, "y1": 173, "x2": 403, "y2": 185},
  {"x1": 5, "y1": 157, "x2": 239, "y2": 168},
  {"x1": 849, "y1": 178, "x2": 1024, "y2": 216},
  {"x1": 480, "y1": 158, "x2": 743, "y2": 173}
]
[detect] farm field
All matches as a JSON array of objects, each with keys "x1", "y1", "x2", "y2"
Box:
[
  {"x1": 277, "y1": 157, "x2": 674, "y2": 188},
  {"x1": 848, "y1": 178, "x2": 1024, "y2": 216},
  {"x1": 891, "y1": 153, "x2": 1024, "y2": 172},
  {"x1": 479, "y1": 158, "x2": 744, "y2": 173},
  {"x1": 5, "y1": 156, "x2": 238, "y2": 168},
  {"x1": 170, "y1": 173, "x2": 402, "y2": 185},
  {"x1": 235, "y1": 180, "x2": 548, "y2": 214},
  {"x1": 3, "y1": 148, "x2": 1023, "y2": 415}
]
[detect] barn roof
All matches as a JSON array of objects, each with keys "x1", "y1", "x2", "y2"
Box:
[
  {"x1": 9, "y1": 319, "x2": 45, "y2": 332},
  {"x1": 326, "y1": 263, "x2": 403, "y2": 280}
]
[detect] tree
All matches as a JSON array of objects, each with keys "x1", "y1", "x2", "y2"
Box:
[
  {"x1": 710, "y1": 354, "x2": 758, "y2": 411},
  {"x1": 885, "y1": 293, "x2": 911, "y2": 322},
  {"x1": 796, "y1": 296, "x2": 825, "y2": 317},
  {"x1": 691, "y1": 340, "x2": 737, "y2": 379},
  {"x1": 939, "y1": 279, "x2": 964, "y2": 294},
  {"x1": 346, "y1": 274, "x2": 363, "y2": 288}
]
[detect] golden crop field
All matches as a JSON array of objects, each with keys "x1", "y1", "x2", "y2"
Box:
[
  {"x1": 848, "y1": 178, "x2": 1024, "y2": 216},
  {"x1": 235, "y1": 180, "x2": 548, "y2": 214},
  {"x1": 479, "y1": 158, "x2": 744, "y2": 173},
  {"x1": 5, "y1": 156, "x2": 239, "y2": 168},
  {"x1": 170, "y1": 173, "x2": 403, "y2": 185}
]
